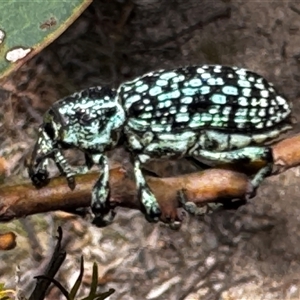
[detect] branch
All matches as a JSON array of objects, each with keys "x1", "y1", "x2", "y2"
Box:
[{"x1": 0, "y1": 134, "x2": 299, "y2": 224}]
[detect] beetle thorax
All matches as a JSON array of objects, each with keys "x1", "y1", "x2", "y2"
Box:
[
  {"x1": 41, "y1": 87, "x2": 126, "y2": 153},
  {"x1": 58, "y1": 101, "x2": 125, "y2": 152}
]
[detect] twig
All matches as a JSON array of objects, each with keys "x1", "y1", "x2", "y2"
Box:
[{"x1": 0, "y1": 134, "x2": 299, "y2": 225}]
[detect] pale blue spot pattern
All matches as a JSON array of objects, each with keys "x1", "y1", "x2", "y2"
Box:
[{"x1": 28, "y1": 64, "x2": 293, "y2": 226}]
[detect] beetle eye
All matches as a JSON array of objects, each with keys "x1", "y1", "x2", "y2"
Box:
[{"x1": 44, "y1": 121, "x2": 55, "y2": 140}]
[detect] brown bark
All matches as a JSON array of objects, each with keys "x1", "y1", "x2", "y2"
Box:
[{"x1": 0, "y1": 133, "x2": 299, "y2": 225}]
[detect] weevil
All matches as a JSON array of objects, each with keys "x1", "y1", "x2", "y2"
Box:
[{"x1": 27, "y1": 65, "x2": 293, "y2": 226}]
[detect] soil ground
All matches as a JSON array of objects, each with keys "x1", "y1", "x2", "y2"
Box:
[{"x1": 1, "y1": 1, "x2": 300, "y2": 299}]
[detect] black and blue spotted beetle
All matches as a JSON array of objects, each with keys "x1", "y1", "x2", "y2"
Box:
[{"x1": 27, "y1": 65, "x2": 293, "y2": 226}]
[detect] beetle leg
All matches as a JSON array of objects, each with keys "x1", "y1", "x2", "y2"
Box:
[
  {"x1": 90, "y1": 154, "x2": 115, "y2": 227},
  {"x1": 27, "y1": 127, "x2": 54, "y2": 188},
  {"x1": 133, "y1": 155, "x2": 161, "y2": 222},
  {"x1": 140, "y1": 167, "x2": 160, "y2": 178},
  {"x1": 185, "y1": 157, "x2": 211, "y2": 171},
  {"x1": 188, "y1": 146, "x2": 273, "y2": 198},
  {"x1": 28, "y1": 126, "x2": 76, "y2": 189},
  {"x1": 56, "y1": 152, "x2": 94, "y2": 181},
  {"x1": 26, "y1": 156, "x2": 50, "y2": 188},
  {"x1": 177, "y1": 189, "x2": 224, "y2": 216},
  {"x1": 84, "y1": 152, "x2": 94, "y2": 170},
  {"x1": 52, "y1": 150, "x2": 76, "y2": 190}
]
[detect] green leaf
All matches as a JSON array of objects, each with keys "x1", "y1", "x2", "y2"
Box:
[
  {"x1": 69, "y1": 256, "x2": 85, "y2": 299},
  {"x1": 81, "y1": 262, "x2": 116, "y2": 300},
  {"x1": 89, "y1": 262, "x2": 98, "y2": 297},
  {"x1": 0, "y1": 0, "x2": 92, "y2": 80},
  {"x1": 81, "y1": 262, "x2": 98, "y2": 300},
  {"x1": 0, "y1": 283, "x2": 15, "y2": 300}
]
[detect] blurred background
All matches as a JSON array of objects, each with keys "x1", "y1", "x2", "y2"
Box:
[{"x1": 1, "y1": 0, "x2": 300, "y2": 299}]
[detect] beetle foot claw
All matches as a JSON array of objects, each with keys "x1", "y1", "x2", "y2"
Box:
[
  {"x1": 245, "y1": 181, "x2": 256, "y2": 200},
  {"x1": 141, "y1": 189, "x2": 161, "y2": 223},
  {"x1": 29, "y1": 168, "x2": 50, "y2": 188},
  {"x1": 66, "y1": 175, "x2": 76, "y2": 190},
  {"x1": 92, "y1": 209, "x2": 116, "y2": 227}
]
